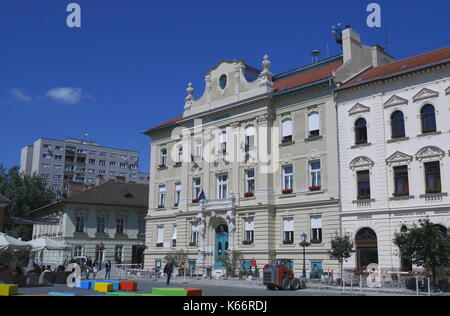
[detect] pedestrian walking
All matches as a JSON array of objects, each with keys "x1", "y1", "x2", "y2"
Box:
[
  {"x1": 164, "y1": 262, "x2": 174, "y2": 285},
  {"x1": 105, "y1": 261, "x2": 112, "y2": 279},
  {"x1": 85, "y1": 258, "x2": 93, "y2": 280}
]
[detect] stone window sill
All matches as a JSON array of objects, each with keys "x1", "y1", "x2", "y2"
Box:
[
  {"x1": 278, "y1": 193, "x2": 297, "y2": 199},
  {"x1": 390, "y1": 195, "x2": 415, "y2": 201},
  {"x1": 353, "y1": 199, "x2": 375, "y2": 204},
  {"x1": 351, "y1": 143, "x2": 372, "y2": 149},
  {"x1": 305, "y1": 135, "x2": 323, "y2": 142},
  {"x1": 280, "y1": 141, "x2": 295, "y2": 147},
  {"x1": 420, "y1": 192, "x2": 448, "y2": 199},
  {"x1": 387, "y1": 137, "x2": 409, "y2": 143},
  {"x1": 417, "y1": 131, "x2": 442, "y2": 138}
]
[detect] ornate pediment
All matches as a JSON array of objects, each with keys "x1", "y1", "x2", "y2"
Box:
[
  {"x1": 413, "y1": 88, "x2": 439, "y2": 102},
  {"x1": 446, "y1": 86, "x2": 450, "y2": 95},
  {"x1": 349, "y1": 103, "x2": 370, "y2": 116},
  {"x1": 415, "y1": 146, "x2": 445, "y2": 160},
  {"x1": 386, "y1": 151, "x2": 413, "y2": 164},
  {"x1": 350, "y1": 156, "x2": 374, "y2": 169},
  {"x1": 384, "y1": 95, "x2": 408, "y2": 108}
]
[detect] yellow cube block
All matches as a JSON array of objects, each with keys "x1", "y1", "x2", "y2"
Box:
[
  {"x1": 0, "y1": 284, "x2": 18, "y2": 296},
  {"x1": 94, "y1": 282, "x2": 113, "y2": 293}
]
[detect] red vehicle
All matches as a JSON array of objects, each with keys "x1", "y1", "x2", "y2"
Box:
[{"x1": 263, "y1": 259, "x2": 305, "y2": 291}]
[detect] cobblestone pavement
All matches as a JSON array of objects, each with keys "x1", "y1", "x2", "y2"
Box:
[{"x1": 14, "y1": 276, "x2": 412, "y2": 296}]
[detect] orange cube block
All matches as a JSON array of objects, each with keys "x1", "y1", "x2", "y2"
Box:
[
  {"x1": 120, "y1": 281, "x2": 138, "y2": 292},
  {"x1": 185, "y1": 288, "x2": 202, "y2": 296}
]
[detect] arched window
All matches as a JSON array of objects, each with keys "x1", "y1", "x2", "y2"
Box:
[
  {"x1": 281, "y1": 119, "x2": 293, "y2": 143},
  {"x1": 420, "y1": 104, "x2": 437, "y2": 134},
  {"x1": 308, "y1": 112, "x2": 320, "y2": 137},
  {"x1": 355, "y1": 118, "x2": 368, "y2": 145},
  {"x1": 390, "y1": 111, "x2": 405, "y2": 139}
]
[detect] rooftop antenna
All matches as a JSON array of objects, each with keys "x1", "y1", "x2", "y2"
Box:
[
  {"x1": 384, "y1": 25, "x2": 389, "y2": 53},
  {"x1": 311, "y1": 50, "x2": 321, "y2": 63},
  {"x1": 83, "y1": 130, "x2": 89, "y2": 144},
  {"x1": 332, "y1": 23, "x2": 344, "y2": 48}
]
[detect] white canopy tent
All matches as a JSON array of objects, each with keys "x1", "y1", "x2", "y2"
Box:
[
  {"x1": 28, "y1": 238, "x2": 70, "y2": 252},
  {"x1": 0, "y1": 233, "x2": 31, "y2": 252}
]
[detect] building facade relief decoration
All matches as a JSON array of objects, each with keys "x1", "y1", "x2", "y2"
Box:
[
  {"x1": 415, "y1": 146, "x2": 446, "y2": 161},
  {"x1": 348, "y1": 103, "x2": 371, "y2": 116},
  {"x1": 350, "y1": 156, "x2": 375, "y2": 170},
  {"x1": 412, "y1": 87, "x2": 439, "y2": 102},
  {"x1": 383, "y1": 95, "x2": 408, "y2": 108}
]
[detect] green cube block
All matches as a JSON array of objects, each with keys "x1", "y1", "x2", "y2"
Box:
[{"x1": 151, "y1": 288, "x2": 187, "y2": 296}]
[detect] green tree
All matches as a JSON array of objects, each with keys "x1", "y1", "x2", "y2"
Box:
[
  {"x1": 164, "y1": 250, "x2": 188, "y2": 275},
  {"x1": 394, "y1": 219, "x2": 450, "y2": 288},
  {"x1": 0, "y1": 165, "x2": 55, "y2": 240},
  {"x1": 217, "y1": 250, "x2": 243, "y2": 278},
  {"x1": 328, "y1": 232, "x2": 355, "y2": 280}
]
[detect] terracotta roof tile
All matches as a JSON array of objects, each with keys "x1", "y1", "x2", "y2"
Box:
[
  {"x1": 273, "y1": 60, "x2": 343, "y2": 93},
  {"x1": 344, "y1": 46, "x2": 450, "y2": 88}
]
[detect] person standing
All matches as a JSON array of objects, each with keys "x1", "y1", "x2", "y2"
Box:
[
  {"x1": 85, "y1": 258, "x2": 93, "y2": 280},
  {"x1": 105, "y1": 261, "x2": 112, "y2": 279},
  {"x1": 163, "y1": 262, "x2": 174, "y2": 285}
]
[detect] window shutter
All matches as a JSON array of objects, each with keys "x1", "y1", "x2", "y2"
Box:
[
  {"x1": 245, "y1": 218, "x2": 254, "y2": 231},
  {"x1": 282, "y1": 119, "x2": 293, "y2": 137},
  {"x1": 311, "y1": 216, "x2": 322, "y2": 229},
  {"x1": 283, "y1": 218, "x2": 294, "y2": 232},
  {"x1": 309, "y1": 112, "x2": 320, "y2": 132},
  {"x1": 157, "y1": 226, "x2": 164, "y2": 243}
]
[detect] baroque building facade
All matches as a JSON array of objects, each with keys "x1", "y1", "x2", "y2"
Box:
[{"x1": 335, "y1": 42, "x2": 450, "y2": 272}]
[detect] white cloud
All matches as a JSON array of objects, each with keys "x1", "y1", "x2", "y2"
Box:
[
  {"x1": 9, "y1": 88, "x2": 32, "y2": 102},
  {"x1": 45, "y1": 87, "x2": 85, "y2": 105}
]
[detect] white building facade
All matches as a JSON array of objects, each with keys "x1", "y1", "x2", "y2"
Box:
[{"x1": 336, "y1": 45, "x2": 450, "y2": 272}]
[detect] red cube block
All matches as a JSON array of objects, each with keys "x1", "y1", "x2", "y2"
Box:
[
  {"x1": 185, "y1": 288, "x2": 202, "y2": 296},
  {"x1": 120, "y1": 281, "x2": 138, "y2": 292}
]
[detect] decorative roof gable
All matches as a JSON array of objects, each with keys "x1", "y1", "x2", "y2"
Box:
[
  {"x1": 350, "y1": 156, "x2": 374, "y2": 169},
  {"x1": 386, "y1": 151, "x2": 413, "y2": 164},
  {"x1": 349, "y1": 103, "x2": 370, "y2": 116},
  {"x1": 384, "y1": 95, "x2": 408, "y2": 108},
  {"x1": 415, "y1": 146, "x2": 445, "y2": 160},
  {"x1": 413, "y1": 88, "x2": 439, "y2": 102}
]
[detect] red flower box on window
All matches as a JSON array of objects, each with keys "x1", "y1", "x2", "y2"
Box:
[
  {"x1": 192, "y1": 199, "x2": 200, "y2": 203},
  {"x1": 282, "y1": 189, "x2": 293, "y2": 195},
  {"x1": 309, "y1": 186, "x2": 321, "y2": 191},
  {"x1": 357, "y1": 195, "x2": 371, "y2": 200},
  {"x1": 426, "y1": 187, "x2": 442, "y2": 194},
  {"x1": 244, "y1": 192, "x2": 254, "y2": 198},
  {"x1": 393, "y1": 191, "x2": 409, "y2": 197},
  {"x1": 156, "y1": 243, "x2": 163, "y2": 248}
]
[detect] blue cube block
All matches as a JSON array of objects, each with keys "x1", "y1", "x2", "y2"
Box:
[
  {"x1": 94, "y1": 280, "x2": 121, "y2": 291},
  {"x1": 77, "y1": 280, "x2": 93, "y2": 290},
  {"x1": 49, "y1": 292, "x2": 76, "y2": 296}
]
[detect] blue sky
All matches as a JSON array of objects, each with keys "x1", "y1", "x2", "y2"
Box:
[{"x1": 1, "y1": 0, "x2": 449, "y2": 173}]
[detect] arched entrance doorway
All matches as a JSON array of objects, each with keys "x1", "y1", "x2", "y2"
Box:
[
  {"x1": 215, "y1": 224, "x2": 229, "y2": 269},
  {"x1": 356, "y1": 228, "x2": 378, "y2": 271}
]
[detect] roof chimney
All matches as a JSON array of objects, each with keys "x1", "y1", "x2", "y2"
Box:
[
  {"x1": 95, "y1": 175, "x2": 104, "y2": 186},
  {"x1": 115, "y1": 176, "x2": 126, "y2": 183},
  {"x1": 68, "y1": 181, "x2": 91, "y2": 198}
]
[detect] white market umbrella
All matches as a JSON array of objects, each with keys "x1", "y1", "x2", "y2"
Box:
[
  {"x1": 0, "y1": 233, "x2": 31, "y2": 251},
  {"x1": 28, "y1": 237, "x2": 70, "y2": 252}
]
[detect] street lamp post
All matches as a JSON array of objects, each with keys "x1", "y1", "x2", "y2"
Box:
[{"x1": 300, "y1": 233, "x2": 310, "y2": 279}]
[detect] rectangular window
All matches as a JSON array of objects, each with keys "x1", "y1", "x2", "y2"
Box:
[
  {"x1": 308, "y1": 112, "x2": 320, "y2": 137},
  {"x1": 219, "y1": 131, "x2": 227, "y2": 154},
  {"x1": 175, "y1": 183, "x2": 181, "y2": 206},
  {"x1": 191, "y1": 223, "x2": 200, "y2": 246},
  {"x1": 282, "y1": 165, "x2": 294, "y2": 192},
  {"x1": 157, "y1": 226, "x2": 164, "y2": 245},
  {"x1": 41, "y1": 163, "x2": 50, "y2": 169},
  {"x1": 245, "y1": 169, "x2": 255, "y2": 194},
  {"x1": 217, "y1": 174, "x2": 229, "y2": 199},
  {"x1": 172, "y1": 225, "x2": 177, "y2": 247},
  {"x1": 55, "y1": 145, "x2": 63, "y2": 151},
  {"x1": 357, "y1": 170, "x2": 371, "y2": 200},
  {"x1": 177, "y1": 146, "x2": 183, "y2": 163},
  {"x1": 97, "y1": 217, "x2": 106, "y2": 233},
  {"x1": 75, "y1": 216, "x2": 85, "y2": 233},
  {"x1": 116, "y1": 218, "x2": 125, "y2": 234},
  {"x1": 88, "y1": 159, "x2": 96, "y2": 164},
  {"x1": 99, "y1": 160, "x2": 106, "y2": 166},
  {"x1": 120, "y1": 163, "x2": 127, "y2": 169},
  {"x1": 193, "y1": 178, "x2": 201, "y2": 201},
  {"x1": 54, "y1": 155, "x2": 63, "y2": 160},
  {"x1": 110, "y1": 161, "x2": 116, "y2": 167},
  {"x1": 100, "y1": 152, "x2": 107, "y2": 157},
  {"x1": 282, "y1": 119, "x2": 293, "y2": 143},
  {"x1": 424, "y1": 161, "x2": 441, "y2": 194},
  {"x1": 110, "y1": 153, "x2": 118, "y2": 158},
  {"x1": 73, "y1": 245, "x2": 83, "y2": 257},
  {"x1": 309, "y1": 161, "x2": 321, "y2": 190},
  {"x1": 311, "y1": 216, "x2": 322, "y2": 243},
  {"x1": 244, "y1": 218, "x2": 254, "y2": 243},
  {"x1": 158, "y1": 186, "x2": 166, "y2": 207},
  {"x1": 160, "y1": 149, "x2": 167, "y2": 167},
  {"x1": 393, "y1": 166, "x2": 409, "y2": 196},
  {"x1": 109, "y1": 171, "x2": 116, "y2": 177},
  {"x1": 283, "y1": 218, "x2": 294, "y2": 244}
]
